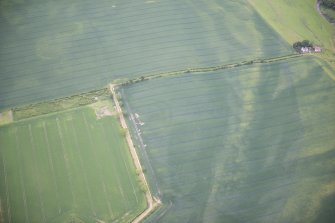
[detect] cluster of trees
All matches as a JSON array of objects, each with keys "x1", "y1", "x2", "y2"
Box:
[
  {"x1": 293, "y1": 40, "x2": 313, "y2": 51},
  {"x1": 320, "y1": 0, "x2": 335, "y2": 10}
]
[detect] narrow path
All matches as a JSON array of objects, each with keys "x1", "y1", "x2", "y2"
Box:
[{"x1": 110, "y1": 84, "x2": 160, "y2": 223}]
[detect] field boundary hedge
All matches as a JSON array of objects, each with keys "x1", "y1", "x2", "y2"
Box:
[
  {"x1": 115, "y1": 54, "x2": 302, "y2": 86},
  {"x1": 10, "y1": 53, "x2": 304, "y2": 121}
]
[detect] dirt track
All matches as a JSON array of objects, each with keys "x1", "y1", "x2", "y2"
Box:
[{"x1": 110, "y1": 84, "x2": 159, "y2": 223}]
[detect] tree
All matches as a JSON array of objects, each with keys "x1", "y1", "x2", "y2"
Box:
[
  {"x1": 293, "y1": 42, "x2": 302, "y2": 51},
  {"x1": 301, "y1": 40, "x2": 313, "y2": 48},
  {"x1": 293, "y1": 40, "x2": 313, "y2": 52}
]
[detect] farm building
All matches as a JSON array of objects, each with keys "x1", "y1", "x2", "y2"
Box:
[
  {"x1": 301, "y1": 47, "x2": 312, "y2": 53},
  {"x1": 299, "y1": 46, "x2": 322, "y2": 54}
]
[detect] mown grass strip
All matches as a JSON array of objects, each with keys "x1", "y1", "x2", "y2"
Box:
[{"x1": 12, "y1": 88, "x2": 110, "y2": 121}]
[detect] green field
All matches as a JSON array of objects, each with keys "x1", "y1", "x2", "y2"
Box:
[
  {"x1": 120, "y1": 56, "x2": 335, "y2": 222},
  {"x1": 0, "y1": 0, "x2": 292, "y2": 109},
  {"x1": 0, "y1": 106, "x2": 146, "y2": 222},
  {"x1": 249, "y1": 0, "x2": 334, "y2": 52},
  {"x1": 1, "y1": 0, "x2": 334, "y2": 222}
]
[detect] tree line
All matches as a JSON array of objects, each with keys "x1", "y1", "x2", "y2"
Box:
[{"x1": 320, "y1": 0, "x2": 335, "y2": 10}]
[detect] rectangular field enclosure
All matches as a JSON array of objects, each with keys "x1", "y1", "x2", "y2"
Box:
[
  {"x1": 120, "y1": 57, "x2": 335, "y2": 223},
  {"x1": 0, "y1": 106, "x2": 146, "y2": 223}
]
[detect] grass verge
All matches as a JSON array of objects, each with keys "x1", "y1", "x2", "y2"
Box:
[{"x1": 13, "y1": 88, "x2": 110, "y2": 121}]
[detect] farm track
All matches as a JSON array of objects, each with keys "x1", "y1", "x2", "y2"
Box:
[{"x1": 110, "y1": 84, "x2": 161, "y2": 223}]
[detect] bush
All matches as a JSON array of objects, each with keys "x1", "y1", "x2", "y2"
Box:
[{"x1": 139, "y1": 181, "x2": 147, "y2": 192}]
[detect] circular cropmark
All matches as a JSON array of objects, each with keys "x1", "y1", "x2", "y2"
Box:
[{"x1": 35, "y1": 22, "x2": 84, "y2": 60}]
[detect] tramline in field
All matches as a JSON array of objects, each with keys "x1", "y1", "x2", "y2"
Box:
[
  {"x1": 0, "y1": 0, "x2": 335, "y2": 222},
  {"x1": 0, "y1": 106, "x2": 146, "y2": 223}
]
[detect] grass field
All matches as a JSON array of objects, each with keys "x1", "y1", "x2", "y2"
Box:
[
  {"x1": 0, "y1": 106, "x2": 146, "y2": 223},
  {"x1": 0, "y1": 0, "x2": 292, "y2": 109},
  {"x1": 120, "y1": 56, "x2": 335, "y2": 223},
  {"x1": 249, "y1": 0, "x2": 334, "y2": 52}
]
